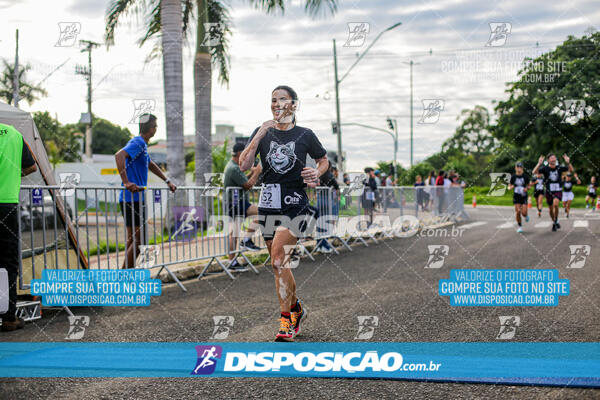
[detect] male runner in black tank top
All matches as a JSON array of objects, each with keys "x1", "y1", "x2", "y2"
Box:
[
  {"x1": 585, "y1": 176, "x2": 598, "y2": 211},
  {"x1": 508, "y1": 162, "x2": 530, "y2": 233},
  {"x1": 533, "y1": 153, "x2": 574, "y2": 231}
]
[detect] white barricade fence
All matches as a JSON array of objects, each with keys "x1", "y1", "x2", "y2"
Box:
[{"x1": 18, "y1": 184, "x2": 467, "y2": 291}]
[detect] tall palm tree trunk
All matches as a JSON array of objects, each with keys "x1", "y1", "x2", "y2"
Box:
[
  {"x1": 161, "y1": 0, "x2": 185, "y2": 185},
  {"x1": 194, "y1": 0, "x2": 212, "y2": 185}
]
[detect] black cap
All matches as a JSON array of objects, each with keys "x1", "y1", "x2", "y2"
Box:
[
  {"x1": 515, "y1": 161, "x2": 524, "y2": 168},
  {"x1": 232, "y1": 143, "x2": 245, "y2": 154}
]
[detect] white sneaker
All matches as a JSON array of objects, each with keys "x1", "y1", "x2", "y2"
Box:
[
  {"x1": 517, "y1": 227, "x2": 523, "y2": 233},
  {"x1": 321, "y1": 246, "x2": 333, "y2": 254}
]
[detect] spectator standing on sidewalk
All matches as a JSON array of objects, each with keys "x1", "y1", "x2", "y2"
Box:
[{"x1": 0, "y1": 123, "x2": 37, "y2": 332}]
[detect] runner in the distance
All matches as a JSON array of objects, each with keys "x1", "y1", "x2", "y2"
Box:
[
  {"x1": 508, "y1": 161, "x2": 530, "y2": 233},
  {"x1": 533, "y1": 172, "x2": 545, "y2": 217},
  {"x1": 585, "y1": 176, "x2": 598, "y2": 211},
  {"x1": 561, "y1": 172, "x2": 580, "y2": 218},
  {"x1": 239, "y1": 85, "x2": 328, "y2": 342},
  {"x1": 533, "y1": 153, "x2": 574, "y2": 231}
]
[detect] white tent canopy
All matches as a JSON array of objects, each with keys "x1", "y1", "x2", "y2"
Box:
[
  {"x1": 0, "y1": 101, "x2": 56, "y2": 186},
  {"x1": 0, "y1": 100, "x2": 87, "y2": 268}
]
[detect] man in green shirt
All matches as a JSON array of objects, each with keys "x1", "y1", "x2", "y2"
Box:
[
  {"x1": 224, "y1": 142, "x2": 262, "y2": 270},
  {"x1": 0, "y1": 123, "x2": 37, "y2": 332}
]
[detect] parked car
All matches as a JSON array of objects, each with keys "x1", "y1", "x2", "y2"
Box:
[{"x1": 20, "y1": 195, "x2": 74, "y2": 231}]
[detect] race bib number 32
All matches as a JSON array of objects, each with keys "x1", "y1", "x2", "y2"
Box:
[{"x1": 259, "y1": 184, "x2": 282, "y2": 209}]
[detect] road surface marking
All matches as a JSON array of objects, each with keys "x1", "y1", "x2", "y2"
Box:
[
  {"x1": 460, "y1": 221, "x2": 488, "y2": 229},
  {"x1": 534, "y1": 221, "x2": 552, "y2": 228},
  {"x1": 573, "y1": 220, "x2": 589, "y2": 228},
  {"x1": 497, "y1": 222, "x2": 515, "y2": 229}
]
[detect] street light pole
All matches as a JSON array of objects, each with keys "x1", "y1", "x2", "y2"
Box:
[
  {"x1": 333, "y1": 39, "x2": 342, "y2": 173},
  {"x1": 332, "y1": 22, "x2": 402, "y2": 175},
  {"x1": 77, "y1": 40, "x2": 99, "y2": 160},
  {"x1": 342, "y1": 121, "x2": 397, "y2": 181},
  {"x1": 12, "y1": 29, "x2": 19, "y2": 108},
  {"x1": 402, "y1": 60, "x2": 419, "y2": 168},
  {"x1": 393, "y1": 120, "x2": 398, "y2": 182}
]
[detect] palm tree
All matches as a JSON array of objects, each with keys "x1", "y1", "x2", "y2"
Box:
[
  {"x1": 106, "y1": 0, "x2": 188, "y2": 185},
  {"x1": 107, "y1": 0, "x2": 338, "y2": 186},
  {"x1": 0, "y1": 60, "x2": 47, "y2": 105},
  {"x1": 193, "y1": 0, "x2": 337, "y2": 185}
]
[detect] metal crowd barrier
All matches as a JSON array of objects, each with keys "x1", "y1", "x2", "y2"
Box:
[
  {"x1": 18, "y1": 184, "x2": 467, "y2": 293},
  {"x1": 18, "y1": 185, "x2": 229, "y2": 292}
]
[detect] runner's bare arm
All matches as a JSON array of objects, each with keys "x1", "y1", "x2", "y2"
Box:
[
  {"x1": 301, "y1": 156, "x2": 328, "y2": 188},
  {"x1": 563, "y1": 154, "x2": 574, "y2": 172},
  {"x1": 532, "y1": 155, "x2": 544, "y2": 175},
  {"x1": 242, "y1": 165, "x2": 261, "y2": 190},
  {"x1": 240, "y1": 121, "x2": 275, "y2": 172}
]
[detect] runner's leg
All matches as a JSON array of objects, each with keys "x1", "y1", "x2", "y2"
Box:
[
  {"x1": 553, "y1": 197, "x2": 560, "y2": 227},
  {"x1": 271, "y1": 227, "x2": 299, "y2": 312}
]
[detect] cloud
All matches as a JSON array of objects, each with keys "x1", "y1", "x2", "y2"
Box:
[{"x1": 4, "y1": 0, "x2": 596, "y2": 173}]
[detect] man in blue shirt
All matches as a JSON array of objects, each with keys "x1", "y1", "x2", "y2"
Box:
[{"x1": 115, "y1": 114, "x2": 176, "y2": 268}]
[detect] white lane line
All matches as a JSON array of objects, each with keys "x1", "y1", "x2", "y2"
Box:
[
  {"x1": 497, "y1": 222, "x2": 515, "y2": 229},
  {"x1": 534, "y1": 221, "x2": 552, "y2": 228},
  {"x1": 573, "y1": 220, "x2": 589, "y2": 228},
  {"x1": 460, "y1": 221, "x2": 488, "y2": 229}
]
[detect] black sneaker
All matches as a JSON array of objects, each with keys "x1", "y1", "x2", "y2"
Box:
[
  {"x1": 291, "y1": 299, "x2": 307, "y2": 336},
  {"x1": 556, "y1": 222, "x2": 561, "y2": 229},
  {"x1": 240, "y1": 239, "x2": 261, "y2": 251},
  {"x1": 228, "y1": 260, "x2": 248, "y2": 272},
  {"x1": 552, "y1": 223, "x2": 557, "y2": 232}
]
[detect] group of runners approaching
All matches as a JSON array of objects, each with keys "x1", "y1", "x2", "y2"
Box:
[{"x1": 508, "y1": 154, "x2": 597, "y2": 232}]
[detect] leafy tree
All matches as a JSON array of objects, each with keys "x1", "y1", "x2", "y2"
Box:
[
  {"x1": 106, "y1": 0, "x2": 337, "y2": 185},
  {"x1": 106, "y1": 0, "x2": 186, "y2": 184},
  {"x1": 33, "y1": 112, "x2": 81, "y2": 168},
  {"x1": 442, "y1": 105, "x2": 496, "y2": 158},
  {"x1": 405, "y1": 161, "x2": 435, "y2": 185},
  {"x1": 186, "y1": 138, "x2": 230, "y2": 178},
  {"x1": 66, "y1": 117, "x2": 132, "y2": 155},
  {"x1": 493, "y1": 30, "x2": 600, "y2": 175},
  {"x1": 0, "y1": 59, "x2": 47, "y2": 105}
]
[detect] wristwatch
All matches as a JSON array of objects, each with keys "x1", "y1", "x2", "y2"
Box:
[{"x1": 165, "y1": 179, "x2": 171, "y2": 184}]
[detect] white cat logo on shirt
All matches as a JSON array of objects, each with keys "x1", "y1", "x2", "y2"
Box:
[
  {"x1": 549, "y1": 170, "x2": 558, "y2": 181},
  {"x1": 267, "y1": 141, "x2": 297, "y2": 174}
]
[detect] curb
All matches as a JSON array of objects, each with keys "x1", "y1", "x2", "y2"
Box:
[{"x1": 157, "y1": 220, "x2": 457, "y2": 287}]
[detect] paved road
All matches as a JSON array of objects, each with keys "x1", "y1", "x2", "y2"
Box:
[{"x1": 2, "y1": 206, "x2": 600, "y2": 399}]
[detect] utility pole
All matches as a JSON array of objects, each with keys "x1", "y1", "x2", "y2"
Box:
[
  {"x1": 13, "y1": 29, "x2": 19, "y2": 107},
  {"x1": 76, "y1": 40, "x2": 99, "y2": 160},
  {"x1": 409, "y1": 60, "x2": 413, "y2": 167},
  {"x1": 333, "y1": 39, "x2": 343, "y2": 172},
  {"x1": 403, "y1": 60, "x2": 419, "y2": 167},
  {"x1": 386, "y1": 117, "x2": 398, "y2": 182},
  {"x1": 332, "y1": 22, "x2": 402, "y2": 175}
]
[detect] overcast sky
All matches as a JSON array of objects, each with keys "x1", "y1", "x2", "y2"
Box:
[{"x1": 1, "y1": 0, "x2": 598, "y2": 171}]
